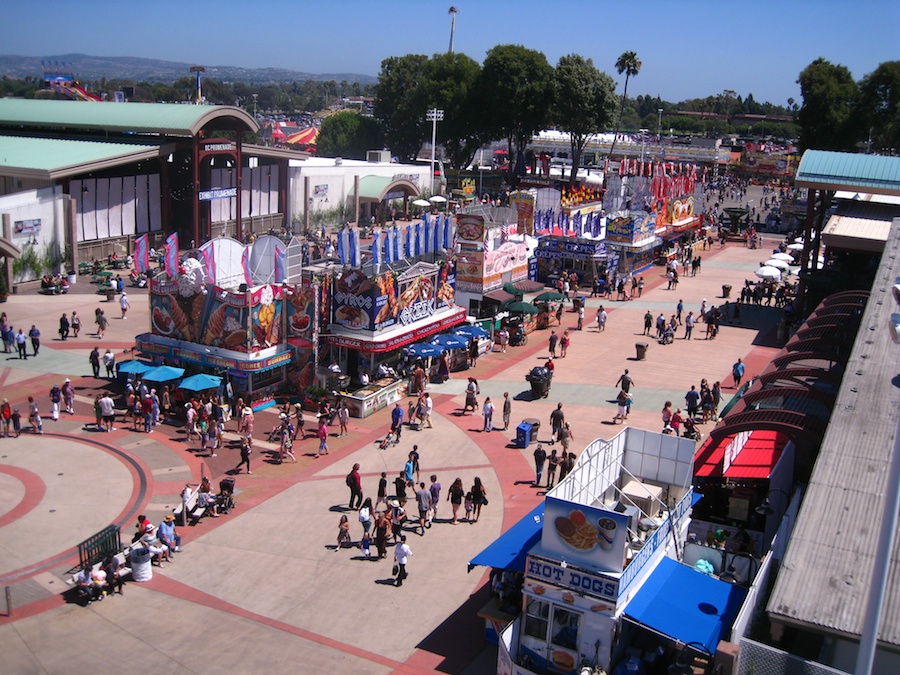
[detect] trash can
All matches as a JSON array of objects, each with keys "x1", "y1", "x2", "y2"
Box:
[
  {"x1": 516, "y1": 422, "x2": 533, "y2": 448},
  {"x1": 526, "y1": 367, "x2": 552, "y2": 399},
  {"x1": 722, "y1": 284, "x2": 732, "y2": 298},
  {"x1": 129, "y1": 547, "x2": 153, "y2": 582},
  {"x1": 635, "y1": 342, "x2": 648, "y2": 360}
]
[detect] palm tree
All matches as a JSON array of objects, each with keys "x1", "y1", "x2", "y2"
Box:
[{"x1": 608, "y1": 51, "x2": 642, "y2": 159}]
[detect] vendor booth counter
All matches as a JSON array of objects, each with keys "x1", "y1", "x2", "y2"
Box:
[{"x1": 342, "y1": 377, "x2": 405, "y2": 418}]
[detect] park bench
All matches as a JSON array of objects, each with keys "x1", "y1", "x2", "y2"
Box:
[{"x1": 173, "y1": 487, "x2": 207, "y2": 525}]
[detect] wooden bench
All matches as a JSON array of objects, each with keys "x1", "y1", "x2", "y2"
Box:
[{"x1": 173, "y1": 487, "x2": 207, "y2": 525}]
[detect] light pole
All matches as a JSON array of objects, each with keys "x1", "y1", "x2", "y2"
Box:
[
  {"x1": 657, "y1": 108, "x2": 663, "y2": 143},
  {"x1": 252, "y1": 93, "x2": 258, "y2": 121},
  {"x1": 639, "y1": 128, "x2": 648, "y2": 163},
  {"x1": 426, "y1": 108, "x2": 444, "y2": 195}
]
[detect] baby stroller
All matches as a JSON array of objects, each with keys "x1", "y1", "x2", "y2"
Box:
[
  {"x1": 683, "y1": 417, "x2": 703, "y2": 442},
  {"x1": 659, "y1": 325, "x2": 675, "y2": 345},
  {"x1": 216, "y1": 478, "x2": 236, "y2": 514}
]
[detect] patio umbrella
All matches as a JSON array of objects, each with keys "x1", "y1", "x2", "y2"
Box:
[
  {"x1": 755, "y1": 266, "x2": 782, "y2": 281},
  {"x1": 429, "y1": 195, "x2": 447, "y2": 203},
  {"x1": 787, "y1": 243, "x2": 805, "y2": 251},
  {"x1": 117, "y1": 360, "x2": 155, "y2": 375},
  {"x1": 178, "y1": 373, "x2": 223, "y2": 392},
  {"x1": 535, "y1": 291, "x2": 565, "y2": 302},
  {"x1": 764, "y1": 259, "x2": 791, "y2": 270},
  {"x1": 505, "y1": 301, "x2": 541, "y2": 315},
  {"x1": 793, "y1": 237, "x2": 804, "y2": 244},
  {"x1": 406, "y1": 343, "x2": 445, "y2": 358},
  {"x1": 431, "y1": 333, "x2": 468, "y2": 350},
  {"x1": 412, "y1": 199, "x2": 431, "y2": 207},
  {"x1": 454, "y1": 324, "x2": 488, "y2": 339},
  {"x1": 771, "y1": 253, "x2": 794, "y2": 262},
  {"x1": 142, "y1": 365, "x2": 185, "y2": 382}
]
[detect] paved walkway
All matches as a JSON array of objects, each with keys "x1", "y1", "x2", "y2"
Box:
[{"x1": 0, "y1": 188, "x2": 789, "y2": 674}]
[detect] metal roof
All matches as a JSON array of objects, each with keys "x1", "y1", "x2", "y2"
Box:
[
  {"x1": 795, "y1": 150, "x2": 900, "y2": 197},
  {"x1": 0, "y1": 136, "x2": 163, "y2": 180},
  {"x1": 0, "y1": 98, "x2": 257, "y2": 137},
  {"x1": 822, "y1": 200, "x2": 900, "y2": 253},
  {"x1": 767, "y1": 218, "x2": 900, "y2": 647}
]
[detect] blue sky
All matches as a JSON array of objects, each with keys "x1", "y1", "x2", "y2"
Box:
[{"x1": 5, "y1": 0, "x2": 897, "y2": 106}]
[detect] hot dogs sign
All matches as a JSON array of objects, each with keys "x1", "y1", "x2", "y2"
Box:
[{"x1": 332, "y1": 262, "x2": 453, "y2": 332}]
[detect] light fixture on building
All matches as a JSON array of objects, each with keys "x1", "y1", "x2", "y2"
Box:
[{"x1": 755, "y1": 488, "x2": 790, "y2": 516}]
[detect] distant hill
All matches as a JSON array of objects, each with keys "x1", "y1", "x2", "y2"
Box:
[{"x1": 0, "y1": 53, "x2": 377, "y2": 85}]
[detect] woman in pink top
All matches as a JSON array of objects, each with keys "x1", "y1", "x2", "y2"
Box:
[{"x1": 317, "y1": 420, "x2": 329, "y2": 458}]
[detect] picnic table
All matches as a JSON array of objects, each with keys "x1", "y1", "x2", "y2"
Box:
[{"x1": 92, "y1": 270, "x2": 113, "y2": 284}]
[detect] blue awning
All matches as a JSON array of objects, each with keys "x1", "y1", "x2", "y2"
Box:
[
  {"x1": 468, "y1": 503, "x2": 544, "y2": 572},
  {"x1": 623, "y1": 557, "x2": 746, "y2": 652},
  {"x1": 142, "y1": 365, "x2": 185, "y2": 382}
]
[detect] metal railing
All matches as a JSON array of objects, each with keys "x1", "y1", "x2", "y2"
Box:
[{"x1": 77, "y1": 525, "x2": 122, "y2": 570}]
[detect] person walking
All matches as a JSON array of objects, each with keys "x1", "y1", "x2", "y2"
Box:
[
  {"x1": 28, "y1": 325, "x2": 40, "y2": 356},
  {"x1": 393, "y1": 535, "x2": 412, "y2": 586},
  {"x1": 732, "y1": 358, "x2": 745, "y2": 388},
  {"x1": 337, "y1": 400, "x2": 349, "y2": 437},
  {"x1": 95, "y1": 310, "x2": 108, "y2": 339},
  {"x1": 70, "y1": 311, "x2": 81, "y2": 338},
  {"x1": 414, "y1": 482, "x2": 431, "y2": 535},
  {"x1": 533, "y1": 443, "x2": 547, "y2": 486},
  {"x1": 615, "y1": 369, "x2": 633, "y2": 394},
  {"x1": 358, "y1": 497, "x2": 373, "y2": 537},
  {"x1": 547, "y1": 449, "x2": 560, "y2": 488},
  {"x1": 28, "y1": 396, "x2": 43, "y2": 434},
  {"x1": 59, "y1": 313, "x2": 70, "y2": 341},
  {"x1": 676, "y1": 299, "x2": 684, "y2": 325},
  {"x1": 316, "y1": 418, "x2": 329, "y2": 458},
  {"x1": 49, "y1": 383, "x2": 62, "y2": 421},
  {"x1": 428, "y1": 475, "x2": 441, "y2": 527},
  {"x1": 103, "y1": 349, "x2": 116, "y2": 378},
  {"x1": 419, "y1": 392, "x2": 433, "y2": 429},
  {"x1": 470, "y1": 477, "x2": 487, "y2": 523},
  {"x1": 234, "y1": 438, "x2": 252, "y2": 474},
  {"x1": 347, "y1": 463, "x2": 363, "y2": 509},
  {"x1": 119, "y1": 292, "x2": 130, "y2": 319},
  {"x1": 447, "y1": 477, "x2": 464, "y2": 524},
  {"x1": 577, "y1": 304, "x2": 585, "y2": 331},
  {"x1": 61, "y1": 378, "x2": 75, "y2": 415},
  {"x1": 502, "y1": 392, "x2": 511, "y2": 431},
  {"x1": 548, "y1": 330, "x2": 558, "y2": 358},
  {"x1": 550, "y1": 403, "x2": 565, "y2": 444},
  {"x1": 643, "y1": 310, "x2": 653, "y2": 336},
  {"x1": 15, "y1": 329, "x2": 27, "y2": 359},
  {"x1": 482, "y1": 397, "x2": 494, "y2": 432},
  {"x1": 559, "y1": 330, "x2": 569, "y2": 357},
  {"x1": 684, "y1": 311, "x2": 695, "y2": 340}
]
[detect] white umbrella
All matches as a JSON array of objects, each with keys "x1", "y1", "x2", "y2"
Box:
[
  {"x1": 771, "y1": 252, "x2": 794, "y2": 262},
  {"x1": 429, "y1": 195, "x2": 447, "y2": 203},
  {"x1": 793, "y1": 237, "x2": 804, "y2": 244},
  {"x1": 787, "y1": 243, "x2": 805, "y2": 251},
  {"x1": 764, "y1": 259, "x2": 791, "y2": 270},
  {"x1": 755, "y1": 266, "x2": 782, "y2": 280},
  {"x1": 412, "y1": 199, "x2": 431, "y2": 207}
]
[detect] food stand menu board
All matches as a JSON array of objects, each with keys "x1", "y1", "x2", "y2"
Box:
[{"x1": 542, "y1": 497, "x2": 629, "y2": 574}]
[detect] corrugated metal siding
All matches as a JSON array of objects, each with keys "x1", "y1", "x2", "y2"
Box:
[
  {"x1": 768, "y1": 219, "x2": 900, "y2": 646},
  {"x1": 797, "y1": 150, "x2": 900, "y2": 196},
  {"x1": 0, "y1": 99, "x2": 255, "y2": 136}
]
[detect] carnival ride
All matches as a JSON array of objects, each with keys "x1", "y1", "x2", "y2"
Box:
[{"x1": 42, "y1": 64, "x2": 102, "y2": 101}]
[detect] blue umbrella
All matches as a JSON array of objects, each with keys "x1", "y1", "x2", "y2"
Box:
[
  {"x1": 178, "y1": 373, "x2": 223, "y2": 392},
  {"x1": 142, "y1": 365, "x2": 186, "y2": 382},
  {"x1": 454, "y1": 324, "x2": 488, "y2": 339},
  {"x1": 117, "y1": 360, "x2": 155, "y2": 375},
  {"x1": 431, "y1": 333, "x2": 468, "y2": 349},
  {"x1": 407, "y1": 343, "x2": 445, "y2": 358}
]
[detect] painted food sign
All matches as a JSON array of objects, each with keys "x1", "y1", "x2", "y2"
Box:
[
  {"x1": 396, "y1": 271, "x2": 436, "y2": 326},
  {"x1": 542, "y1": 497, "x2": 629, "y2": 573},
  {"x1": 333, "y1": 268, "x2": 375, "y2": 331},
  {"x1": 199, "y1": 286, "x2": 250, "y2": 352},
  {"x1": 285, "y1": 282, "x2": 316, "y2": 348}
]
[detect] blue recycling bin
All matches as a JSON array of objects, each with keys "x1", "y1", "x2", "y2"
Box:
[{"x1": 517, "y1": 422, "x2": 533, "y2": 448}]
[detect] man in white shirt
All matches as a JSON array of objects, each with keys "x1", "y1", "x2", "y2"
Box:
[
  {"x1": 393, "y1": 535, "x2": 413, "y2": 586},
  {"x1": 98, "y1": 393, "x2": 116, "y2": 432},
  {"x1": 420, "y1": 393, "x2": 434, "y2": 429}
]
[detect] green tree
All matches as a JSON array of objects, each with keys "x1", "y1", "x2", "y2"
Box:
[
  {"x1": 477, "y1": 44, "x2": 554, "y2": 186},
  {"x1": 551, "y1": 54, "x2": 616, "y2": 183},
  {"x1": 608, "y1": 51, "x2": 642, "y2": 158},
  {"x1": 421, "y1": 52, "x2": 485, "y2": 170},
  {"x1": 316, "y1": 110, "x2": 383, "y2": 160},
  {"x1": 797, "y1": 58, "x2": 859, "y2": 151},
  {"x1": 374, "y1": 54, "x2": 430, "y2": 161},
  {"x1": 856, "y1": 61, "x2": 900, "y2": 154}
]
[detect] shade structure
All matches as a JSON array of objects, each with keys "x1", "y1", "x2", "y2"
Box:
[
  {"x1": 178, "y1": 373, "x2": 223, "y2": 392},
  {"x1": 623, "y1": 557, "x2": 747, "y2": 653},
  {"x1": 787, "y1": 243, "x2": 805, "y2": 251},
  {"x1": 412, "y1": 199, "x2": 431, "y2": 207},
  {"x1": 406, "y1": 343, "x2": 445, "y2": 358},
  {"x1": 284, "y1": 126, "x2": 318, "y2": 146},
  {"x1": 535, "y1": 291, "x2": 565, "y2": 302},
  {"x1": 431, "y1": 333, "x2": 468, "y2": 350},
  {"x1": 755, "y1": 266, "x2": 782, "y2": 280},
  {"x1": 505, "y1": 301, "x2": 541, "y2": 315},
  {"x1": 468, "y1": 503, "x2": 544, "y2": 572},
  {"x1": 771, "y1": 252, "x2": 794, "y2": 262},
  {"x1": 764, "y1": 259, "x2": 791, "y2": 270},
  {"x1": 429, "y1": 195, "x2": 447, "y2": 203},
  {"x1": 117, "y1": 360, "x2": 155, "y2": 375},
  {"x1": 454, "y1": 324, "x2": 489, "y2": 339},
  {"x1": 142, "y1": 365, "x2": 185, "y2": 382}
]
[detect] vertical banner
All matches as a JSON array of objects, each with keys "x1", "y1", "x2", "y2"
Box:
[
  {"x1": 433, "y1": 215, "x2": 441, "y2": 251},
  {"x1": 393, "y1": 225, "x2": 401, "y2": 261},
  {"x1": 164, "y1": 232, "x2": 179, "y2": 277},
  {"x1": 274, "y1": 246, "x2": 285, "y2": 283},
  {"x1": 423, "y1": 216, "x2": 432, "y2": 253},
  {"x1": 202, "y1": 243, "x2": 216, "y2": 284},
  {"x1": 134, "y1": 234, "x2": 150, "y2": 273},
  {"x1": 414, "y1": 221, "x2": 422, "y2": 256},
  {"x1": 351, "y1": 229, "x2": 361, "y2": 267},
  {"x1": 372, "y1": 230, "x2": 382, "y2": 267},
  {"x1": 338, "y1": 228, "x2": 348, "y2": 265},
  {"x1": 241, "y1": 246, "x2": 252, "y2": 285},
  {"x1": 404, "y1": 225, "x2": 412, "y2": 258},
  {"x1": 442, "y1": 214, "x2": 451, "y2": 250}
]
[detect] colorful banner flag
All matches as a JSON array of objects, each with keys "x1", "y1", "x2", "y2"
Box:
[
  {"x1": 350, "y1": 229, "x2": 360, "y2": 267},
  {"x1": 372, "y1": 230, "x2": 382, "y2": 266},
  {"x1": 241, "y1": 246, "x2": 252, "y2": 285},
  {"x1": 164, "y1": 232, "x2": 178, "y2": 278},
  {"x1": 393, "y1": 226, "x2": 401, "y2": 261},
  {"x1": 404, "y1": 225, "x2": 412, "y2": 258},
  {"x1": 442, "y1": 214, "x2": 451, "y2": 250},
  {"x1": 274, "y1": 246, "x2": 285, "y2": 282},
  {"x1": 414, "y1": 222, "x2": 422, "y2": 256},
  {"x1": 423, "y1": 217, "x2": 432, "y2": 253},
  {"x1": 338, "y1": 228, "x2": 348, "y2": 265},
  {"x1": 134, "y1": 234, "x2": 150, "y2": 273},
  {"x1": 202, "y1": 243, "x2": 216, "y2": 283}
]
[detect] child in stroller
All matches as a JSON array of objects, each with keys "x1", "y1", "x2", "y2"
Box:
[{"x1": 682, "y1": 416, "x2": 702, "y2": 441}]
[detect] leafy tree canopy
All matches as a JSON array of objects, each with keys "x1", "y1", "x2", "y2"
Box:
[
  {"x1": 856, "y1": 61, "x2": 900, "y2": 154},
  {"x1": 797, "y1": 57, "x2": 859, "y2": 151},
  {"x1": 373, "y1": 54, "x2": 430, "y2": 161},
  {"x1": 316, "y1": 110, "x2": 383, "y2": 160}
]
